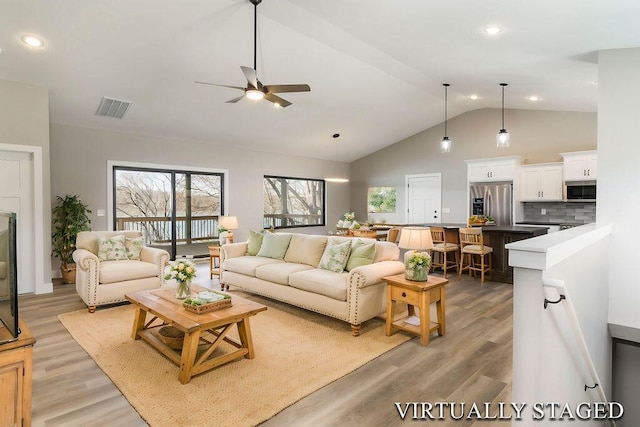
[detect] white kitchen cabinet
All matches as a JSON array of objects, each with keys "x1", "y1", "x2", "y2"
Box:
[
  {"x1": 560, "y1": 150, "x2": 597, "y2": 181},
  {"x1": 519, "y1": 163, "x2": 564, "y2": 201},
  {"x1": 466, "y1": 156, "x2": 522, "y2": 182}
]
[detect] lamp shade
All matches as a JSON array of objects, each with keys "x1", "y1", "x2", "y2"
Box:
[
  {"x1": 398, "y1": 227, "x2": 433, "y2": 251},
  {"x1": 219, "y1": 216, "x2": 239, "y2": 230}
]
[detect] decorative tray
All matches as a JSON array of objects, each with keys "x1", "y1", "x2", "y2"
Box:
[{"x1": 182, "y1": 291, "x2": 232, "y2": 314}]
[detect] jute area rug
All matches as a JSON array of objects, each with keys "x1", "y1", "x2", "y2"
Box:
[{"x1": 58, "y1": 293, "x2": 409, "y2": 427}]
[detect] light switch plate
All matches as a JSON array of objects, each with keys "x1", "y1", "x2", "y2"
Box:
[
  {"x1": 97, "y1": 209, "x2": 106, "y2": 217},
  {"x1": 442, "y1": 208, "x2": 451, "y2": 214}
]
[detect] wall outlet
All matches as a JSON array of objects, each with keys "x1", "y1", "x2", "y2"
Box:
[
  {"x1": 97, "y1": 209, "x2": 106, "y2": 217},
  {"x1": 541, "y1": 208, "x2": 547, "y2": 215},
  {"x1": 442, "y1": 207, "x2": 451, "y2": 214}
]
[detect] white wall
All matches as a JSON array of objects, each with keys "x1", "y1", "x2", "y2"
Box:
[
  {"x1": 598, "y1": 48, "x2": 640, "y2": 332},
  {"x1": 351, "y1": 108, "x2": 596, "y2": 224},
  {"x1": 598, "y1": 47, "x2": 640, "y2": 427},
  {"x1": 0, "y1": 79, "x2": 52, "y2": 292},
  {"x1": 50, "y1": 123, "x2": 351, "y2": 266}
]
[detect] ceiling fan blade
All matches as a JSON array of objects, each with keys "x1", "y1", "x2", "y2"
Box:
[
  {"x1": 226, "y1": 95, "x2": 245, "y2": 104},
  {"x1": 195, "y1": 81, "x2": 244, "y2": 91},
  {"x1": 264, "y1": 84, "x2": 311, "y2": 94},
  {"x1": 264, "y1": 93, "x2": 292, "y2": 108},
  {"x1": 240, "y1": 66, "x2": 259, "y2": 89}
]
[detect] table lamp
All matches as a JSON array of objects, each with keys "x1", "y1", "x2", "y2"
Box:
[
  {"x1": 398, "y1": 227, "x2": 434, "y2": 262},
  {"x1": 219, "y1": 216, "x2": 239, "y2": 243}
]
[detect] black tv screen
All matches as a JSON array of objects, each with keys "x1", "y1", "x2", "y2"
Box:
[{"x1": 0, "y1": 210, "x2": 19, "y2": 342}]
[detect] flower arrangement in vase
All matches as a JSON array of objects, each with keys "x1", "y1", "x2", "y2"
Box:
[
  {"x1": 405, "y1": 251, "x2": 431, "y2": 282},
  {"x1": 164, "y1": 259, "x2": 197, "y2": 299},
  {"x1": 336, "y1": 211, "x2": 356, "y2": 229}
]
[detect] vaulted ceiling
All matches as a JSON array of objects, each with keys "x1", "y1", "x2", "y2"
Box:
[{"x1": 2, "y1": 1, "x2": 639, "y2": 161}]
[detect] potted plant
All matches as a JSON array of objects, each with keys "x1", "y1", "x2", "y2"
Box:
[{"x1": 52, "y1": 194, "x2": 92, "y2": 284}]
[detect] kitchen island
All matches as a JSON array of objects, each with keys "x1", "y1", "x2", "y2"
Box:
[
  {"x1": 372, "y1": 223, "x2": 548, "y2": 283},
  {"x1": 481, "y1": 226, "x2": 548, "y2": 283}
]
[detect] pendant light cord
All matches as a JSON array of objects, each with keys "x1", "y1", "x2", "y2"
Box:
[
  {"x1": 500, "y1": 83, "x2": 507, "y2": 129},
  {"x1": 444, "y1": 84, "x2": 448, "y2": 137}
]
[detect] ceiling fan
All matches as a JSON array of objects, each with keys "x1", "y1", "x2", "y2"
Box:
[{"x1": 195, "y1": 0, "x2": 311, "y2": 108}]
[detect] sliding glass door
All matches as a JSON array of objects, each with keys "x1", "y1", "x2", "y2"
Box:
[{"x1": 113, "y1": 166, "x2": 224, "y2": 259}]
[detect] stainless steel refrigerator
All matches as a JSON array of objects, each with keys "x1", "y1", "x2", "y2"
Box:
[{"x1": 469, "y1": 182, "x2": 513, "y2": 226}]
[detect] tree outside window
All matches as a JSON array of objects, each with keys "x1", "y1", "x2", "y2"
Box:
[
  {"x1": 368, "y1": 186, "x2": 397, "y2": 213},
  {"x1": 263, "y1": 176, "x2": 325, "y2": 229}
]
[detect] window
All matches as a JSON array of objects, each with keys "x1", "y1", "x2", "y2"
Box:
[
  {"x1": 263, "y1": 175, "x2": 325, "y2": 229},
  {"x1": 368, "y1": 186, "x2": 397, "y2": 213},
  {"x1": 113, "y1": 166, "x2": 224, "y2": 258}
]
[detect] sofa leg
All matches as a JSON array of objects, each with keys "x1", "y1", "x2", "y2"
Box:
[
  {"x1": 88, "y1": 306, "x2": 96, "y2": 313},
  {"x1": 351, "y1": 324, "x2": 361, "y2": 337},
  {"x1": 220, "y1": 283, "x2": 229, "y2": 291}
]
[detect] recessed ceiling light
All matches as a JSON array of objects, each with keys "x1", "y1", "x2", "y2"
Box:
[
  {"x1": 482, "y1": 25, "x2": 504, "y2": 35},
  {"x1": 528, "y1": 96, "x2": 540, "y2": 102},
  {"x1": 20, "y1": 35, "x2": 45, "y2": 48},
  {"x1": 468, "y1": 94, "x2": 479, "y2": 100}
]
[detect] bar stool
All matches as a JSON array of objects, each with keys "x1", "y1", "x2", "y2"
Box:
[
  {"x1": 429, "y1": 227, "x2": 459, "y2": 278},
  {"x1": 458, "y1": 227, "x2": 493, "y2": 283}
]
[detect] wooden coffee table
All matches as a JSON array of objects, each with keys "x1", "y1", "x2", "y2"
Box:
[{"x1": 125, "y1": 284, "x2": 267, "y2": 384}]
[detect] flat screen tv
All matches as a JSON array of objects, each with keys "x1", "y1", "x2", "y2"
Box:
[{"x1": 0, "y1": 210, "x2": 19, "y2": 343}]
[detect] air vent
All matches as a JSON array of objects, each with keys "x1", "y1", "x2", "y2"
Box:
[{"x1": 95, "y1": 97, "x2": 133, "y2": 119}]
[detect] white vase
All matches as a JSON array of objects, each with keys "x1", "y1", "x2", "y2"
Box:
[{"x1": 219, "y1": 231, "x2": 228, "y2": 245}]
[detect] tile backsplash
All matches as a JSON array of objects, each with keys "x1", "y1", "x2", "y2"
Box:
[{"x1": 523, "y1": 202, "x2": 596, "y2": 224}]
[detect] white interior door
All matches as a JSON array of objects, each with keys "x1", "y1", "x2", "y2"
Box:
[
  {"x1": 0, "y1": 150, "x2": 35, "y2": 294},
  {"x1": 406, "y1": 173, "x2": 442, "y2": 224}
]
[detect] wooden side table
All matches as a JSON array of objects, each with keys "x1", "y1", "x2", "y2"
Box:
[
  {"x1": 208, "y1": 245, "x2": 221, "y2": 279},
  {"x1": 382, "y1": 274, "x2": 448, "y2": 346}
]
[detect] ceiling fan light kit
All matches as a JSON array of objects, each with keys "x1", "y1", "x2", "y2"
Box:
[
  {"x1": 195, "y1": 0, "x2": 310, "y2": 108},
  {"x1": 497, "y1": 83, "x2": 510, "y2": 148}
]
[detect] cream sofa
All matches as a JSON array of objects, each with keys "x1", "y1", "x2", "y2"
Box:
[
  {"x1": 73, "y1": 231, "x2": 170, "y2": 312},
  {"x1": 220, "y1": 233, "x2": 404, "y2": 336}
]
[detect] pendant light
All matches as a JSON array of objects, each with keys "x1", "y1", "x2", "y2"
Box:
[
  {"x1": 497, "y1": 83, "x2": 510, "y2": 148},
  {"x1": 326, "y1": 133, "x2": 349, "y2": 183},
  {"x1": 440, "y1": 83, "x2": 452, "y2": 153}
]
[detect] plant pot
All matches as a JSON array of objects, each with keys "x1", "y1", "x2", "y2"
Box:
[{"x1": 61, "y1": 263, "x2": 77, "y2": 284}]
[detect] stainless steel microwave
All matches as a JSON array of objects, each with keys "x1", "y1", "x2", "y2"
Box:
[{"x1": 565, "y1": 182, "x2": 596, "y2": 201}]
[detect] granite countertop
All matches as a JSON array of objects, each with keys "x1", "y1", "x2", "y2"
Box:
[{"x1": 483, "y1": 226, "x2": 550, "y2": 233}]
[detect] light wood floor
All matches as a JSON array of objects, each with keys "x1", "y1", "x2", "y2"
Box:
[{"x1": 20, "y1": 265, "x2": 513, "y2": 426}]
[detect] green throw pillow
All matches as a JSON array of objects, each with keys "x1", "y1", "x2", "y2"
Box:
[
  {"x1": 125, "y1": 236, "x2": 144, "y2": 260},
  {"x1": 318, "y1": 240, "x2": 352, "y2": 273},
  {"x1": 247, "y1": 230, "x2": 265, "y2": 256},
  {"x1": 97, "y1": 234, "x2": 128, "y2": 261},
  {"x1": 256, "y1": 232, "x2": 292, "y2": 260},
  {"x1": 346, "y1": 239, "x2": 376, "y2": 271}
]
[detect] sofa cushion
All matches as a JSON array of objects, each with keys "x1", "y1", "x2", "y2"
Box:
[
  {"x1": 373, "y1": 240, "x2": 401, "y2": 262},
  {"x1": 284, "y1": 234, "x2": 327, "y2": 267},
  {"x1": 98, "y1": 234, "x2": 128, "y2": 261},
  {"x1": 318, "y1": 240, "x2": 351, "y2": 273},
  {"x1": 257, "y1": 233, "x2": 293, "y2": 260},
  {"x1": 223, "y1": 256, "x2": 284, "y2": 277},
  {"x1": 125, "y1": 236, "x2": 144, "y2": 260},
  {"x1": 255, "y1": 262, "x2": 314, "y2": 286},
  {"x1": 289, "y1": 269, "x2": 349, "y2": 301},
  {"x1": 346, "y1": 239, "x2": 376, "y2": 271},
  {"x1": 246, "y1": 230, "x2": 265, "y2": 256},
  {"x1": 99, "y1": 260, "x2": 159, "y2": 284}
]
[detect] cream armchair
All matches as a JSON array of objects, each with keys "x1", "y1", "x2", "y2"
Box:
[{"x1": 73, "y1": 231, "x2": 170, "y2": 312}]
